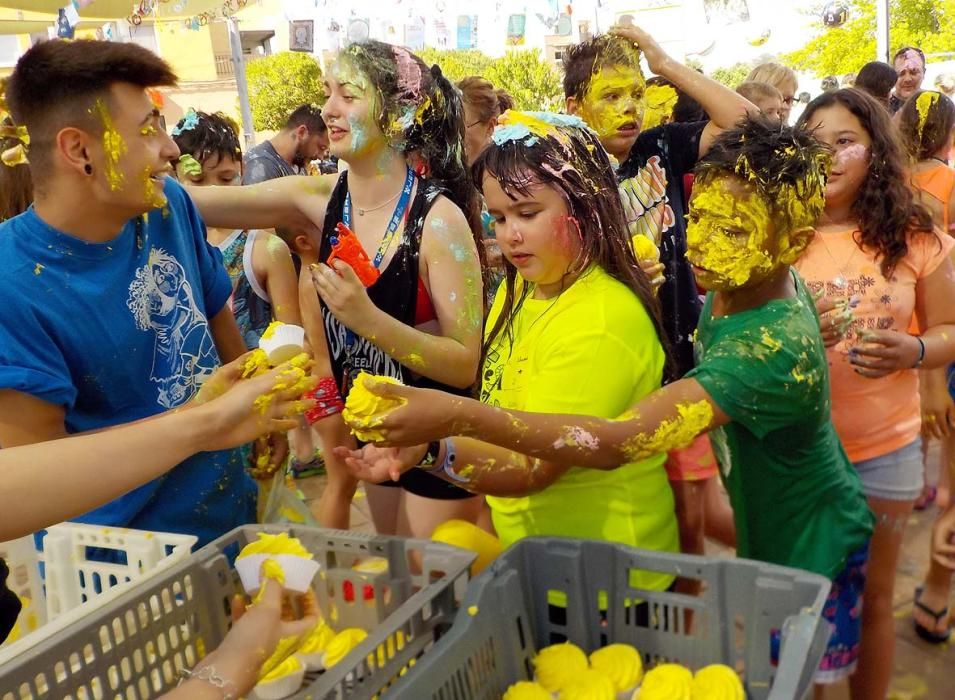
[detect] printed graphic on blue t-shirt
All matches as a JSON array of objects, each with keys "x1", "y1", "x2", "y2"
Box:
[{"x1": 0, "y1": 178, "x2": 255, "y2": 546}]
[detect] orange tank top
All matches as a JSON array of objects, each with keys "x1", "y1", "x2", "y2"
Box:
[{"x1": 912, "y1": 162, "x2": 955, "y2": 233}]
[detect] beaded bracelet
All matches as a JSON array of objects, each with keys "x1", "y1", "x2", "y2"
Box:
[
  {"x1": 303, "y1": 377, "x2": 345, "y2": 424},
  {"x1": 178, "y1": 665, "x2": 237, "y2": 700}
]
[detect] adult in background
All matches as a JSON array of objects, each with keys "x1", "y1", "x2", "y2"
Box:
[
  {"x1": 746, "y1": 62, "x2": 798, "y2": 123},
  {"x1": 890, "y1": 46, "x2": 926, "y2": 113},
  {"x1": 243, "y1": 104, "x2": 329, "y2": 184}
]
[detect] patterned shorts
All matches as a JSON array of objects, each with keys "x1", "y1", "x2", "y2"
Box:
[{"x1": 770, "y1": 543, "x2": 869, "y2": 685}]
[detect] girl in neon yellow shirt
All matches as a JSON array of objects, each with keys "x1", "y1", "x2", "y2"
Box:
[{"x1": 342, "y1": 111, "x2": 680, "y2": 590}]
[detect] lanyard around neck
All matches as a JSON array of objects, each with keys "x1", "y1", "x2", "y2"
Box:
[{"x1": 342, "y1": 166, "x2": 416, "y2": 269}]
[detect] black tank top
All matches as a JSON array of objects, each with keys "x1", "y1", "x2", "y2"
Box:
[{"x1": 318, "y1": 172, "x2": 476, "y2": 500}]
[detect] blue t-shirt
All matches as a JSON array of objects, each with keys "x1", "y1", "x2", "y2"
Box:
[{"x1": 0, "y1": 178, "x2": 255, "y2": 547}]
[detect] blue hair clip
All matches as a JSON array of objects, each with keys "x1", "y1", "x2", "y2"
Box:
[{"x1": 171, "y1": 110, "x2": 200, "y2": 137}]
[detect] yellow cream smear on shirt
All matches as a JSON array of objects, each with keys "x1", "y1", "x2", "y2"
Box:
[
  {"x1": 324, "y1": 628, "x2": 368, "y2": 668},
  {"x1": 238, "y1": 532, "x2": 313, "y2": 559},
  {"x1": 258, "y1": 654, "x2": 302, "y2": 683},
  {"x1": 640, "y1": 663, "x2": 693, "y2": 700},
  {"x1": 533, "y1": 642, "x2": 589, "y2": 693},
  {"x1": 557, "y1": 669, "x2": 616, "y2": 700},
  {"x1": 691, "y1": 664, "x2": 745, "y2": 700},
  {"x1": 589, "y1": 643, "x2": 643, "y2": 692},
  {"x1": 93, "y1": 98, "x2": 127, "y2": 191},
  {"x1": 342, "y1": 373, "x2": 405, "y2": 442},
  {"x1": 622, "y1": 400, "x2": 713, "y2": 461},
  {"x1": 502, "y1": 681, "x2": 553, "y2": 700}
]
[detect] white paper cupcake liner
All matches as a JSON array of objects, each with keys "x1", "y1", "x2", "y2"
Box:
[
  {"x1": 249, "y1": 659, "x2": 306, "y2": 700},
  {"x1": 235, "y1": 554, "x2": 321, "y2": 594},
  {"x1": 259, "y1": 324, "x2": 306, "y2": 365}
]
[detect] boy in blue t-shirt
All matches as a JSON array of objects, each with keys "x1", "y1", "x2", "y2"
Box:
[{"x1": 0, "y1": 39, "x2": 254, "y2": 546}]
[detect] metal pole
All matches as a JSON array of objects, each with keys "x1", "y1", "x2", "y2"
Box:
[
  {"x1": 228, "y1": 16, "x2": 256, "y2": 150},
  {"x1": 876, "y1": 0, "x2": 890, "y2": 63}
]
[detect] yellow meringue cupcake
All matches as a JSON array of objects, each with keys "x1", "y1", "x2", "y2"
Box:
[
  {"x1": 635, "y1": 663, "x2": 693, "y2": 700},
  {"x1": 690, "y1": 664, "x2": 745, "y2": 700},
  {"x1": 533, "y1": 642, "x2": 590, "y2": 694},
  {"x1": 503, "y1": 680, "x2": 554, "y2": 700},
  {"x1": 590, "y1": 644, "x2": 643, "y2": 699},
  {"x1": 323, "y1": 627, "x2": 368, "y2": 669},
  {"x1": 250, "y1": 655, "x2": 306, "y2": 700},
  {"x1": 296, "y1": 620, "x2": 336, "y2": 671},
  {"x1": 342, "y1": 373, "x2": 406, "y2": 442},
  {"x1": 558, "y1": 669, "x2": 617, "y2": 700}
]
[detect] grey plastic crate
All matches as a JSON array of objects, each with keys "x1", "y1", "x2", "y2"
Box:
[
  {"x1": 0, "y1": 524, "x2": 474, "y2": 700},
  {"x1": 386, "y1": 538, "x2": 832, "y2": 700}
]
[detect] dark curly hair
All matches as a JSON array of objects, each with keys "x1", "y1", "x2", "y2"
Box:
[
  {"x1": 897, "y1": 90, "x2": 955, "y2": 162},
  {"x1": 798, "y1": 88, "x2": 934, "y2": 278},
  {"x1": 340, "y1": 40, "x2": 486, "y2": 277},
  {"x1": 696, "y1": 114, "x2": 830, "y2": 241},
  {"x1": 171, "y1": 110, "x2": 241, "y2": 172},
  {"x1": 472, "y1": 112, "x2": 672, "y2": 381}
]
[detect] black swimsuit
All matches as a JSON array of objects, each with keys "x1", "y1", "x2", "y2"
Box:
[{"x1": 319, "y1": 173, "x2": 476, "y2": 500}]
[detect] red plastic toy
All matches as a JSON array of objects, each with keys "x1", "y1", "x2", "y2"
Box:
[{"x1": 327, "y1": 222, "x2": 381, "y2": 287}]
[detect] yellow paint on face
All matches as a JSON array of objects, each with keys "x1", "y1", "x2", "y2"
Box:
[
  {"x1": 141, "y1": 166, "x2": 167, "y2": 210},
  {"x1": 93, "y1": 99, "x2": 127, "y2": 191},
  {"x1": 916, "y1": 91, "x2": 940, "y2": 138},
  {"x1": 686, "y1": 177, "x2": 776, "y2": 289},
  {"x1": 621, "y1": 400, "x2": 713, "y2": 461},
  {"x1": 577, "y1": 66, "x2": 647, "y2": 142},
  {"x1": 642, "y1": 84, "x2": 678, "y2": 131}
]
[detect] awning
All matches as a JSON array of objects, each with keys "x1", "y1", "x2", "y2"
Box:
[{"x1": 0, "y1": 1, "x2": 228, "y2": 20}]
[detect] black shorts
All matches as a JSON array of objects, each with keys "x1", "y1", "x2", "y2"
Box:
[{"x1": 376, "y1": 468, "x2": 478, "y2": 500}]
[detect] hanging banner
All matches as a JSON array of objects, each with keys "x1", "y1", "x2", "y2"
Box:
[
  {"x1": 456, "y1": 15, "x2": 477, "y2": 49},
  {"x1": 404, "y1": 20, "x2": 425, "y2": 50},
  {"x1": 506, "y1": 14, "x2": 526, "y2": 46}
]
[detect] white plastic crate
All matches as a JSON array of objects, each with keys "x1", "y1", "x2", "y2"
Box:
[{"x1": 0, "y1": 523, "x2": 195, "y2": 664}]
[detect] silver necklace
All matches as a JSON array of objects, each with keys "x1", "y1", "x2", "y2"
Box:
[
  {"x1": 817, "y1": 229, "x2": 860, "y2": 290},
  {"x1": 353, "y1": 189, "x2": 401, "y2": 217}
]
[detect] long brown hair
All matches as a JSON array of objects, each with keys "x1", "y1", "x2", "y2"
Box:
[
  {"x1": 798, "y1": 88, "x2": 934, "y2": 278},
  {"x1": 472, "y1": 112, "x2": 672, "y2": 379}
]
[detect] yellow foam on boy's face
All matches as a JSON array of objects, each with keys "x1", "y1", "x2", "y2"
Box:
[
  {"x1": 686, "y1": 176, "x2": 776, "y2": 290},
  {"x1": 577, "y1": 66, "x2": 647, "y2": 144},
  {"x1": 93, "y1": 98, "x2": 127, "y2": 192}
]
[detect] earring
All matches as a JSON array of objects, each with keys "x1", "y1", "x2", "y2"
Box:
[{"x1": 84, "y1": 164, "x2": 93, "y2": 175}]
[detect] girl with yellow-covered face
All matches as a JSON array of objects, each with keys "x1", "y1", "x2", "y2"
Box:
[{"x1": 572, "y1": 64, "x2": 647, "y2": 163}]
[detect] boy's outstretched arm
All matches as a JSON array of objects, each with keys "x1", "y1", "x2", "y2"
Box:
[{"x1": 340, "y1": 378, "x2": 729, "y2": 496}]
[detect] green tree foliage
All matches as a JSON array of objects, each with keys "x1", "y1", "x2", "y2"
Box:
[
  {"x1": 246, "y1": 52, "x2": 323, "y2": 131},
  {"x1": 785, "y1": 0, "x2": 955, "y2": 78},
  {"x1": 416, "y1": 48, "x2": 493, "y2": 83},
  {"x1": 711, "y1": 61, "x2": 752, "y2": 88},
  {"x1": 485, "y1": 50, "x2": 564, "y2": 111}
]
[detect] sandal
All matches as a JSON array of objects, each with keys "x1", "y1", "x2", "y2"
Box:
[{"x1": 913, "y1": 586, "x2": 952, "y2": 644}]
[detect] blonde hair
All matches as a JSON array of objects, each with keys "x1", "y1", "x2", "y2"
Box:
[
  {"x1": 736, "y1": 81, "x2": 782, "y2": 104},
  {"x1": 746, "y1": 62, "x2": 798, "y2": 95},
  {"x1": 457, "y1": 76, "x2": 514, "y2": 125}
]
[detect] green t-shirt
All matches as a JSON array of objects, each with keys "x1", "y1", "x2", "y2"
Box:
[
  {"x1": 482, "y1": 265, "x2": 679, "y2": 592},
  {"x1": 687, "y1": 272, "x2": 874, "y2": 579}
]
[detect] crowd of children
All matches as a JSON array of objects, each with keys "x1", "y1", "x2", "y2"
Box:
[{"x1": 1, "y1": 21, "x2": 955, "y2": 700}]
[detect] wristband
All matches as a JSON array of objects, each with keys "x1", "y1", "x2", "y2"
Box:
[
  {"x1": 440, "y1": 439, "x2": 468, "y2": 483},
  {"x1": 418, "y1": 440, "x2": 443, "y2": 473},
  {"x1": 303, "y1": 377, "x2": 345, "y2": 424},
  {"x1": 178, "y1": 665, "x2": 237, "y2": 700},
  {"x1": 913, "y1": 336, "x2": 926, "y2": 369}
]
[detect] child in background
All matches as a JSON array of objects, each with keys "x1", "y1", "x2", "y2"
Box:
[
  {"x1": 173, "y1": 110, "x2": 305, "y2": 481},
  {"x1": 172, "y1": 110, "x2": 302, "y2": 346},
  {"x1": 736, "y1": 81, "x2": 784, "y2": 121},
  {"x1": 342, "y1": 116, "x2": 874, "y2": 688}
]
